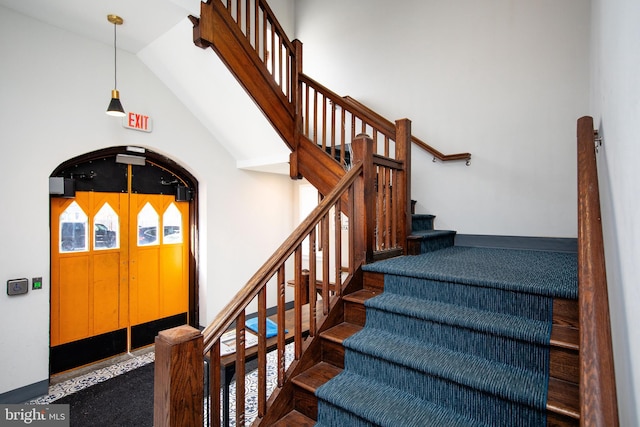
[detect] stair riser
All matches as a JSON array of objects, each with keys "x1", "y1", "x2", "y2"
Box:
[
  {"x1": 550, "y1": 346, "x2": 579, "y2": 384},
  {"x1": 407, "y1": 233, "x2": 456, "y2": 255},
  {"x1": 553, "y1": 298, "x2": 579, "y2": 328},
  {"x1": 411, "y1": 216, "x2": 434, "y2": 231},
  {"x1": 344, "y1": 351, "x2": 545, "y2": 427},
  {"x1": 362, "y1": 272, "x2": 384, "y2": 292},
  {"x1": 365, "y1": 308, "x2": 549, "y2": 370},
  {"x1": 321, "y1": 339, "x2": 345, "y2": 368},
  {"x1": 547, "y1": 411, "x2": 580, "y2": 426},
  {"x1": 293, "y1": 387, "x2": 318, "y2": 420},
  {"x1": 411, "y1": 215, "x2": 435, "y2": 228},
  {"x1": 344, "y1": 301, "x2": 366, "y2": 326},
  {"x1": 316, "y1": 401, "x2": 376, "y2": 427}
]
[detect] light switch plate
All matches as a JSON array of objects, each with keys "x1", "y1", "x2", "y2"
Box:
[{"x1": 7, "y1": 278, "x2": 29, "y2": 296}]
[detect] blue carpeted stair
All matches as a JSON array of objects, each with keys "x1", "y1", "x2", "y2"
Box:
[
  {"x1": 315, "y1": 246, "x2": 577, "y2": 427},
  {"x1": 409, "y1": 213, "x2": 457, "y2": 253}
]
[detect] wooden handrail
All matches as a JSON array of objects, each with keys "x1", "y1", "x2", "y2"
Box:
[
  {"x1": 201, "y1": 162, "x2": 364, "y2": 353},
  {"x1": 577, "y1": 115, "x2": 619, "y2": 426},
  {"x1": 343, "y1": 96, "x2": 472, "y2": 163}
]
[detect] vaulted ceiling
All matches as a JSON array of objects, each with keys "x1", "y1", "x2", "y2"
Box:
[{"x1": 0, "y1": 0, "x2": 290, "y2": 173}]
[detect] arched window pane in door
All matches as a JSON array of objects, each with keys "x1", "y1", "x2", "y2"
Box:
[
  {"x1": 94, "y1": 203, "x2": 119, "y2": 250},
  {"x1": 163, "y1": 203, "x2": 182, "y2": 244},
  {"x1": 59, "y1": 201, "x2": 88, "y2": 253},
  {"x1": 138, "y1": 203, "x2": 159, "y2": 246}
]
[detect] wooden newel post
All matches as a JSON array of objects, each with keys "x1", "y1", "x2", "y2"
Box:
[
  {"x1": 395, "y1": 118, "x2": 412, "y2": 255},
  {"x1": 351, "y1": 134, "x2": 375, "y2": 264},
  {"x1": 154, "y1": 325, "x2": 204, "y2": 427}
]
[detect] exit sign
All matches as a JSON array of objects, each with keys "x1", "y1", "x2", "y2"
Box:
[{"x1": 123, "y1": 112, "x2": 153, "y2": 133}]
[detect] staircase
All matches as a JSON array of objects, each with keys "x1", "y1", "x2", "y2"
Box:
[
  {"x1": 274, "y1": 216, "x2": 580, "y2": 427},
  {"x1": 151, "y1": 2, "x2": 617, "y2": 427}
]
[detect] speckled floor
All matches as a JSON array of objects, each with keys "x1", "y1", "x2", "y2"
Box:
[
  {"x1": 28, "y1": 347, "x2": 155, "y2": 405},
  {"x1": 27, "y1": 344, "x2": 294, "y2": 427}
]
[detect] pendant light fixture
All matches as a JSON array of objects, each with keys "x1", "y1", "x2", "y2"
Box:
[{"x1": 106, "y1": 14, "x2": 125, "y2": 117}]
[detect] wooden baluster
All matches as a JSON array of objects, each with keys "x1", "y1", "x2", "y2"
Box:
[
  {"x1": 309, "y1": 228, "x2": 317, "y2": 336},
  {"x1": 339, "y1": 109, "x2": 346, "y2": 162},
  {"x1": 321, "y1": 212, "x2": 330, "y2": 314},
  {"x1": 154, "y1": 325, "x2": 204, "y2": 427},
  {"x1": 257, "y1": 288, "x2": 267, "y2": 418},
  {"x1": 385, "y1": 166, "x2": 392, "y2": 249},
  {"x1": 270, "y1": 20, "x2": 275, "y2": 76},
  {"x1": 334, "y1": 200, "x2": 342, "y2": 296},
  {"x1": 277, "y1": 266, "x2": 286, "y2": 387},
  {"x1": 294, "y1": 246, "x2": 303, "y2": 359},
  {"x1": 285, "y1": 47, "x2": 291, "y2": 100},
  {"x1": 330, "y1": 102, "x2": 336, "y2": 152},
  {"x1": 376, "y1": 166, "x2": 383, "y2": 250},
  {"x1": 304, "y1": 84, "x2": 310, "y2": 138},
  {"x1": 278, "y1": 34, "x2": 283, "y2": 91},
  {"x1": 235, "y1": 311, "x2": 246, "y2": 426},
  {"x1": 254, "y1": 0, "x2": 259, "y2": 54},
  {"x1": 209, "y1": 340, "x2": 221, "y2": 427},
  {"x1": 391, "y1": 168, "x2": 398, "y2": 248},
  {"x1": 293, "y1": 40, "x2": 303, "y2": 150},
  {"x1": 262, "y1": 10, "x2": 267, "y2": 63},
  {"x1": 245, "y1": 0, "x2": 250, "y2": 41},
  {"x1": 313, "y1": 90, "x2": 318, "y2": 144},
  {"x1": 384, "y1": 135, "x2": 390, "y2": 158},
  {"x1": 348, "y1": 183, "x2": 356, "y2": 273},
  {"x1": 322, "y1": 94, "x2": 327, "y2": 151}
]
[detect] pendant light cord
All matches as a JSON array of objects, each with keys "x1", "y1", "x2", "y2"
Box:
[{"x1": 113, "y1": 22, "x2": 118, "y2": 90}]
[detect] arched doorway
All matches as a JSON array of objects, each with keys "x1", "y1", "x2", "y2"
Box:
[{"x1": 49, "y1": 146, "x2": 198, "y2": 374}]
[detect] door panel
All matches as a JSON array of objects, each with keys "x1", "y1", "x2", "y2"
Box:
[
  {"x1": 56, "y1": 256, "x2": 90, "y2": 344},
  {"x1": 51, "y1": 192, "x2": 128, "y2": 348},
  {"x1": 129, "y1": 194, "x2": 189, "y2": 329},
  {"x1": 51, "y1": 153, "x2": 193, "y2": 373}
]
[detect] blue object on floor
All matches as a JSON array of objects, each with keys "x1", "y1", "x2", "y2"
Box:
[{"x1": 245, "y1": 317, "x2": 286, "y2": 338}]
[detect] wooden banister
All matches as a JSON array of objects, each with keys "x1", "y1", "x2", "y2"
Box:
[
  {"x1": 201, "y1": 162, "x2": 364, "y2": 353},
  {"x1": 577, "y1": 115, "x2": 619, "y2": 426},
  {"x1": 343, "y1": 96, "x2": 472, "y2": 163}
]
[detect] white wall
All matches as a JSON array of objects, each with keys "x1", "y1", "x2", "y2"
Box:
[
  {"x1": 0, "y1": 8, "x2": 294, "y2": 397},
  {"x1": 295, "y1": 0, "x2": 590, "y2": 238},
  {"x1": 590, "y1": 0, "x2": 640, "y2": 424}
]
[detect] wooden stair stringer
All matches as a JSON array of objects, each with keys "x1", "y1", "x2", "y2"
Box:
[
  {"x1": 252, "y1": 286, "x2": 347, "y2": 426},
  {"x1": 191, "y1": 5, "x2": 296, "y2": 149}
]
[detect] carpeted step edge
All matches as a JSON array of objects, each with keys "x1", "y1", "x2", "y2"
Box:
[
  {"x1": 316, "y1": 371, "x2": 487, "y2": 427},
  {"x1": 362, "y1": 247, "x2": 578, "y2": 299},
  {"x1": 343, "y1": 328, "x2": 548, "y2": 410},
  {"x1": 365, "y1": 293, "x2": 552, "y2": 345}
]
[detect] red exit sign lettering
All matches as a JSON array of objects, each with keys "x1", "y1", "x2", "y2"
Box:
[{"x1": 123, "y1": 112, "x2": 153, "y2": 133}]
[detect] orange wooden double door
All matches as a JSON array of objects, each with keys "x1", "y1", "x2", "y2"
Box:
[{"x1": 50, "y1": 152, "x2": 194, "y2": 374}]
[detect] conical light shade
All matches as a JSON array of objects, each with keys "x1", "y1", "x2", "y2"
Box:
[{"x1": 106, "y1": 89, "x2": 125, "y2": 117}]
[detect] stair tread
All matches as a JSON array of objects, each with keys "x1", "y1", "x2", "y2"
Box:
[
  {"x1": 316, "y1": 371, "x2": 485, "y2": 427},
  {"x1": 366, "y1": 293, "x2": 551, "y2": 344},
  {"x1": 292, "y1": 362, "x2": 342, "y2": 393},
  {"x1": 343, "y1": 288, "x2": 381, "y2": 304},
  {"x1": 345, "y1": 328, "x2": 547, "y2": 407},
  {"x1": 272, "y1": 410, "x2": 316, "y2": 427},
  {"x1": 547, "y1": 377, "x2": 580, "y2": 419},
  {"x1": 550, "y1": 324, "x2": 579, "y2": 350},
  {"x1": 412, "y1": 214, "x2": 435, "y2": 219},
  {"x1": 321, "y1": 322, "x2": 363, "y2": 343}
]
